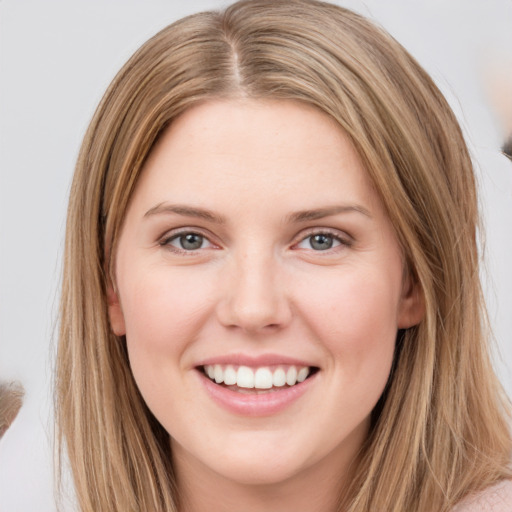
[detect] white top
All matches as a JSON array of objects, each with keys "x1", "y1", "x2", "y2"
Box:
[{"x1": 453, "y1": 480, "x2": 512, "y2": 512}]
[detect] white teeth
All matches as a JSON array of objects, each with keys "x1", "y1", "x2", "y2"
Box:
[
  {"x1": 237, "y1": 366, "x2": 255, "y2": 388},
  {"x1": 203, "y1": 364, "x2": 313, "y2": 389},
  {"x1": 286, "y1": 366, "x2": 297, "y2": 386},
  {"x1": 224, "y1": 365, "x2": 237, "y2": 385},
  {"x1": 297, "y1": 367, "x2": 309, "y2": 382},
  {"x1": 254, "y1": 368, "x2": 273, "y2": 389},
  {"x1": 272, "y1": 367, "x2": 286, "y2": 387},
  {"x1": 214, "y1": 365, "x2": 224, "y2": 384}
]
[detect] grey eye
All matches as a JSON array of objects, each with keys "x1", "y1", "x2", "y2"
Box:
[
  {"x1": 169, "y1": 233, "x2": 207, "y2": 251},
  {"x1": 309, "y1": 234, "x2": 334, "y2": 250},
  {"x1": 296, "y1": 233, "x2": 343, "y2": 251}
]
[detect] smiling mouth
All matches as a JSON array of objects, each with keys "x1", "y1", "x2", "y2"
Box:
[{"x1": 200, "y1": 364, "x2": 319, "y2": 393}]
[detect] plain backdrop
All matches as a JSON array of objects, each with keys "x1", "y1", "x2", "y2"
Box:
[{"x1": 1, "y1": 1, "x2": 511, "y2": 510}]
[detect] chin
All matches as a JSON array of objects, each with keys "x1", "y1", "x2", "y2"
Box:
[
  {"x1": 173, "y1": 432, "x2": 313, "y2": 488},
  {"x1": 211, "y1": 456, "x2": 307, "y2": 487}
]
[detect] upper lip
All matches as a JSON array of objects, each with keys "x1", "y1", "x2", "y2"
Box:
[{"x1": 195, "y1": 353, "x2": 318, "y2": 368}]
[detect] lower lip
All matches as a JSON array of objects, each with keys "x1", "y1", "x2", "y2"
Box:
[{"x1": 198, "y1": 370, "x2": 317, "y2": 417}]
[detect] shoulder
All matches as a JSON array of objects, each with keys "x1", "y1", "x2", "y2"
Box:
[{"x1": 452, "y1": 480, "x2": 512, "y2": 512}]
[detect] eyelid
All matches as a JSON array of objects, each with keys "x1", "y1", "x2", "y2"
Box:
[
  {"x1": 291, "y1": 227, "x2": 353, "y2": 250},
  {"x1": 156, "y1": 226, "x2": 352, "y2": 254},
  {"x1": 158, "y1": 227, "x2": 220, "y2": 253}
]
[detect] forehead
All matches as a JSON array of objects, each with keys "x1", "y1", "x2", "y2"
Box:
[{"x1": 132, "y1": 99, "x2": 381, "y2": 213}]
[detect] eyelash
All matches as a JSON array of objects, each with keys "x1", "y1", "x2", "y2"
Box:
[
  {"x1": 159, "y1": 229, "x2": 216, "y2": 254},
  {"x1": 158, "y1": 228, "x2": 352, "y2": 254},
  {"x1": 293, "y1": 228, "x2": 352, "y2": 252}
]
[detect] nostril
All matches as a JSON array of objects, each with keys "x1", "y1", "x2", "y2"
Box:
[{"x1": 214, "y1": 269, "x2": 293, "y2": 332}]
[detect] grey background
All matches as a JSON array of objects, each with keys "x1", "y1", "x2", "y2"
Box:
[{"x1": 1, "y1": 1, "x2": 511, "y2": 510}]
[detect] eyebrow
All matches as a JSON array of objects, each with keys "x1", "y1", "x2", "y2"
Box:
[
  {"x1": 144, "y1": 202, "x2": 371, "y2": 224},
  {"x1": 144, "y1": 203, "x2": 226, "y2": 224},
  {"x1": 286, "y1": 205, "x2": 372, "y2": 223}
]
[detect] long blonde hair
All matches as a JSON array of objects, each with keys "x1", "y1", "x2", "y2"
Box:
[{"x1": 56, "y1": 1, "x2": 512, "y2": 510}]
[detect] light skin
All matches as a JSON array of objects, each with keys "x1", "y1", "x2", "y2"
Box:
[{"x1": 108, "y1": 99, "x2": 424, "y2": 512}]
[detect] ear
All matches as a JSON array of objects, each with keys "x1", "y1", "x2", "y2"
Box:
[
  {"x1": 107, "y1": 281, "x2": 126, "y2": 336},
  {"x1": 397, "y1": 271, "x2": 425, "y2": 329}
]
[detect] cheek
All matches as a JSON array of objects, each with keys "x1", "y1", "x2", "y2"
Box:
[
  {"x1": 121, "y1": 267, "x2": 215, "y2": 350},
  {"x1": 119, "y1": 266, "x2": 220, "y2": 403},
  {"x1": 296, "y1": 266, "x2": 401, "y2": 375},
  {"x1": 306, "y1": 267, "x2": 400, "y2": 330},
  {"x1": 119, "y1": 267, "x2": 219, "y2": 418}
]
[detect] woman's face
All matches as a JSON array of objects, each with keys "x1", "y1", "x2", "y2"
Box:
[{"x1": 109, "y1": 99, "x2": 423, "y2": 488}]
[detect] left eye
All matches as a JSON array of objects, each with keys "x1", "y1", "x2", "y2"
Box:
[
  {"x1": 296, "y1": 233, "x2": 342, "y2": 251},
  {"x1": 165, "y1": 232, "x2": 212, "y2": 251}
]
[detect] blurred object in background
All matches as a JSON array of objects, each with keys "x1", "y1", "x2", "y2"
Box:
[
  {"x1": 0, "y1": 382, "x2": 25, "y2": 438},
  {"x1": 504, "y1": 138, "x2": 512, "y2": 161},
  {"x1": 483, "y1": 55, "x2": 512, "y2": 160}
]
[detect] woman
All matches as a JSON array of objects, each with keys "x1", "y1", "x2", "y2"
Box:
[{"x1": 56, "y1": 0, "x2": 512, "y2": 510}]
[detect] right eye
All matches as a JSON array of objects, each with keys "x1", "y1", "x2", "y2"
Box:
[{"x1": 161, "y1": 232, "x2": 214, "y2": 252}]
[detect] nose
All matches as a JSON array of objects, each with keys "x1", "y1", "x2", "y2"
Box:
[{"x1": 216, "y1": 249, "x2": 292, "y2": 333}]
